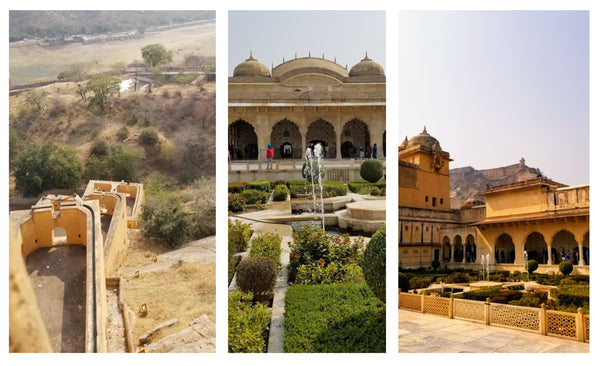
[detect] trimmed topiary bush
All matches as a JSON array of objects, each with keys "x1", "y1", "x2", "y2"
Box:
[
  {"x1": 444, "y1": 272, "x2": 470, "y2": 284},
  {"x1": 347, "y1": 180, "x2": 386, "y2": 193},
  {"x1": 321, "y1": 181, "x2": 348, "y2": 197},
  {"x1": 409, "y1": 276, "x2": 431, "y2": 290},
  {"x1": 236, "y1": 257, "x2": 277, "y2": 302},
  {"x1": 559, "y1": 261, "x2": 574, "y2": 276},
  {"x1": 240, "y1": 189, "x2": 268, "y2": 204},
  {"x1": 272, "y1": 184, "x2": 289, "y2": 201},
  {"x1": 526, "y1": 259, "x2": 539, "y2": 274},
  {"x1": 228, "y1": 181, "x2": 247, "y2": 193},
  {"x1": 360, "y1": 159, "x2": 384, "y2": 183},
  {"x1": 246, "y1": 180, "x2": 272, "y2": 192},
  {"x1": 431, "y1": 260, "x2": 441, "y2": 271},
  {"x1": 362, "y1": 224, "x2": 386, "y2": 303}
]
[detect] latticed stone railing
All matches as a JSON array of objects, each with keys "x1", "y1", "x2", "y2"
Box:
[{"x1": 398, "y1": 291, "x2": 590, "y2": 343}]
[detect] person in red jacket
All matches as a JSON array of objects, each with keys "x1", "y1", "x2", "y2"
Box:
[{"x1": 266, "y1": 143, "x2": 274, "y2": 169}]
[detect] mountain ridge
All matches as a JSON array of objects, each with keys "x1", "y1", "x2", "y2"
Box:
[{"x1": 449, "y1": 160, "x2": 543, "y2": 209}]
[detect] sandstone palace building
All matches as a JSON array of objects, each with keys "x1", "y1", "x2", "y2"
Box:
[
  {"x1": 398, "y1": 128, "x2": 589, "y2": 275},
  {"x1": 229, "y1": 53, "x2": 386, "y2": 163}
]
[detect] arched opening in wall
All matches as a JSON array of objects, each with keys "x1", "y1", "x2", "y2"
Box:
[
  {"x1": 442, "y1": 236, "x2": 451, "y2": 263},
  {"x1": 228, "y1": 120, "x2": 258, "y2": 160},
  {"x1": 342, "y1": 119, "x2": 370, "y2": 159},
  {"x1": 307, "y1": 119, "x2": 335, "y2": 158},
  {"x1": 581, "y1": 231, "x2": 589, "y2": 265},
  {"x1": 383, "y1": 130, "x2": 386, "y2": 158},
  {"x1": 341, "y1": 140, "x2": 355, "y2": 158},
  {"x1": 495, "y1": 233, "x2": 515, "y2": 264},
  {"x1": 551, "y1": 229, "x2": 578, "y2": 265},
  {"x1": 524, "y1": 231, "x2": 547, "y2": 264},
  {"x1": 53, "y1": 227, "x2": 68, "y2": 245},
  {"x1": 453, "y1": 235, "x2": 463, "y2": 263},
  {"x1": 270, "y1": 119, "x2": 302, "y2": 159},
  {"x1": 465, "y1": 234, "x2": 476, "y2": 263}
]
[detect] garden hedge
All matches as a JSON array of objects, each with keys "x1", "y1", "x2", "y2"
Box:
[
  {"x1": 283, "y1": 283, "x2": 385, "y2": 353},
  {"x1": 362, "y1": 224, "x2": 386, "y2": 303}
]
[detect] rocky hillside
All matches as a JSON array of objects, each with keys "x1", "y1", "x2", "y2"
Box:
[
  {"x1": 9, "y1": 78, "x2": 215, "y2": 197},
  {"x1": 450, "y1": 161, "x2": 543, "y2": 209}
]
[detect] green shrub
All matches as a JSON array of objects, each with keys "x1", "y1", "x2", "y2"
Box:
[
  {"x1": 107, "y1": 144, "x2": 145, "y2": 181},
  {"x1": 457, "y1": 288, "x2": 523, "y2": 303},
  {"x1": 228, "y1": 193, "x2": 246, "y2": 212},
  {"x1": 409, "y1": 277, "x2": 431, "y2": 290},
  {"x1": 228, "y1": 219, "x2": 252, "y2": 283},
  {"x1": 141, "y1": 194, "x2": 190, "y2": 247},
  {"x1": 551, "y1": 284, "x2": 589, "y2": 311},
  {"x1": 85, "y1": 155, "x2": 109, "y2": 180},
  {"x1": 509, "y1": 294, "x2": 541, "y2": 308},
  {"x1": 228, "y1": 291, "x2": 271, "y2": 353},
  {"x1": 283, "y1": 283, "x2": 385, "y2": 353},
  {"x1": 228, "y1": 181, "x2": 247, "y2": 193},
  {"x1": 431, "y1": 260, "x2": 441, "y2": 271},
  {"x1": 295, "y1": 262, "x2": 364, "y2": 285},
  {"x1": 526, "y1": 260, "x2": 539, "y2": 274},
  {"x1": 347, "y1": 180, "x2": 386, "y2": 193},
  {"x1": 398, "y1": 273, "x2": 410, "y2": 292},
  {"x1": 288, "y1": 226, "x2": 365, "y2": 284},
  {"x1": 273, "y1": 180, "x2": 286, "y2": 188},
  {"x1": 89, "y1": 139, "x2": 109, "y2": 157},
  {"x1": 250, "y1": 232, "x2": 282, "y2": 268},
  {"x1": 245, "y1": 180, "x2": 271, "y2": 192},
  {"x1": 139, "y1": 127, "x2": 159, "y2": 145},
  {"x1": 288, "y1": 180, "x2": 347, "y2": 198},
  {"x1": 444, "y1": 272, "x2": 470, "y2": 284},
  {"x1": 14, "y1": 142, "x2": 83, "y2": 197},
  {"x1": 362, "y1": 224, "x2": 386, "y2": 303},
  {"x1": 559, "y1": 261, "x2": 574, "y2": 276},
  {"x1": 360, "y1": 159, "x2": 384, "y2": 183},
  {"x1": 321, "y1": 181, "x2": 348, "y2": 197},
  {"x1": 240, "y1": 189, "x2": 269, "y2": 205},
  {"x1": 272, "y1": 184, "x2": 289, "y2": 201},
  {"x1": 236, "y1": 257, "x2": 277, "y2": 302}
]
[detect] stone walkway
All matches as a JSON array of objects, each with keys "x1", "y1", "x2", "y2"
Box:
[{"x1": 398, "y1": 309, "x2": 589, "y2": 353}]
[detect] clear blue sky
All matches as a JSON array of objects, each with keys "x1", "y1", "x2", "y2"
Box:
[
  {"x1": 228, "y1": 11, "x2": 386, "y2": 77},
  {"x1": 399, "y1": 11, "x2": 589, "y2": 186}
]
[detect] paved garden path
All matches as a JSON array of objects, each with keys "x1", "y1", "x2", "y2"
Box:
[{"x1": 398, "y1": 309, "x2": 589, "y2": 353}]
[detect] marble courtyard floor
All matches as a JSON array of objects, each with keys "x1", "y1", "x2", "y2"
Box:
[{"x1": 398, "y1": 309, "x2": 589, "y2": 353}]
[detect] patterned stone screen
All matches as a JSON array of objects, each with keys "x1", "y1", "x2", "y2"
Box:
[{"x1": 490, "y1": 303, "x2": 540, "y2": 332}]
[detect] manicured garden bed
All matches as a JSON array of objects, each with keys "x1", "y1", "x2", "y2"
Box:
[{"x1": 283, "y1": 282, "x2": 385, "y2": 353}]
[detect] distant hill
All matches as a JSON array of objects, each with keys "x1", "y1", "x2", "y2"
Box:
[
  {"x1": 9, "y1": 10, "x2": 215, "y2": 42},
  {"x1": 449, "y1": 160, "x2": 543, "y2": 209}
]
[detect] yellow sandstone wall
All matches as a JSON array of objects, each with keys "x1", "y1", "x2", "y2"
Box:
[{"x1": 8, "y1": 214, "x2": 53, "y2": 352}]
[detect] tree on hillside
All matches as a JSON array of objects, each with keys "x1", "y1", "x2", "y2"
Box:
[
  {"x1": 24, "y1": 90, "x2": 49, "y2": 112},
  {"x1": 141, "y1": 43, "x2": 173, "y2": 68},
  {"x1": 107, "y1": 144, "x2": 145, "y2": 181},
  {"x1": 14, "y1": 142, "x2": 83, "y2": 197},
  {"x1": 86, "y1": 74, "x2": 121, "y2": 111},
  {"x1": 57, "y1": 63, "x2": 87, "y2": 81}
]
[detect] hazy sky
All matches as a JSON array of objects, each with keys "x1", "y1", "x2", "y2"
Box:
[
  {"x1": 228, "y1": 11, "x2": 386, "y2": 77},
  {"x1": 399, "y1": 11, "x2": 589, "y2": 186}
]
